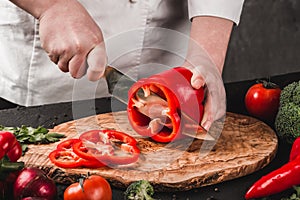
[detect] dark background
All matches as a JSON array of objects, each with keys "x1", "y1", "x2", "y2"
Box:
[
  {"x1": 224, "y1": 0, "x2": 300, "y2": 83},
  {"x1": 0, "y1": 0, "x2": 300, "y2": 199}
]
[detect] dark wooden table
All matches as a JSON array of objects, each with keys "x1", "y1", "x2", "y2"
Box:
[{"x1": 0, "y1": 72, "x2": 299, "y2": 200}]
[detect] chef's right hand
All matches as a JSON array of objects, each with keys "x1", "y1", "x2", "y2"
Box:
[{"x1": 38, "y1": 0, "x2": 107, "y2": 81}]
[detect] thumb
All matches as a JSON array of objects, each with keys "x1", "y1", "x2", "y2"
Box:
[
  {"x1": 86, "y1": 43, "x2": 107, "y2": 81},
  {"x1": 189, "y1": 67, "x2": 206, "y2": 89}
]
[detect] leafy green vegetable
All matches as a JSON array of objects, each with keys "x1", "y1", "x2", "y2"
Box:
[
  {"x1": 124, "y1": 180, "x2": 155, "y2": 200},
  {"x1": 0, "y1": 125, "x2": 65, "y2": 144},
  {"x1": 275, "y1": 80, "x2": 300, "y2": 143},
  {"x1": 281, "y1": 186, "x2": 300, "y2": 200}
]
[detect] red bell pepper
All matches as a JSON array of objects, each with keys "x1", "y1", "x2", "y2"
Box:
[
  {"x1": 127, "y1": 67, "x2": 205, "y2": 143},
  {"x1": 245, "y1": 155, "x2": 300, "y2": 199},
  {"x1": 290, "y1": 137, "x2": 300, "y2": 162},
  {"x1": 0, "y1": 131, "x2": 22, "y2": 162},
  {"x1": 73, "y1": 130, "x2": 140, "y2": 165}
]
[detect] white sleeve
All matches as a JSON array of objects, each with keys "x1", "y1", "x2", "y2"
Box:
[{"x1": 188, "y1": 0, "x2": 245, "y2": 25}]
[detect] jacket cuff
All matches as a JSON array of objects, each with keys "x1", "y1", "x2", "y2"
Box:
[{"x1": 188, "y1": 0, "x2": 245, "y2": 25}]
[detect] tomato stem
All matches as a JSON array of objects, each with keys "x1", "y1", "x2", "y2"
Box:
[
  {"x1": 257, "y1": 79, "x2": 279, "y2": 89},
  {"x1": 79, "y1": 177, "x2": 85, "y2": 192},
  {"x1": 79, "y1": 172, "x2": 91, "y2": 193}
]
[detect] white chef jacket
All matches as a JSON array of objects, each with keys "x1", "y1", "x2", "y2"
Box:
[{"x1": 0, "y1": 0, "x2": 244, "y2": 106}]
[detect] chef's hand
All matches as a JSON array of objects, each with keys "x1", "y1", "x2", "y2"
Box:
[
  {"x1": 184, "y1": 16, "x2": 233, "y2": 131},
  {"x1": 38, "y1": 0, "x2": 107, "y2": 81},
  {"x1": 9, "y1": 0, "x2": 107, "y2": 81},
  {"x1": 184, "y1": 62, "x2": 226, "y2": 131}
]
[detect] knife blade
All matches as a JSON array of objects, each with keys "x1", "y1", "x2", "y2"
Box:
[{"x1": 104, "y1": 66, "x2": 214, "y2": 141}]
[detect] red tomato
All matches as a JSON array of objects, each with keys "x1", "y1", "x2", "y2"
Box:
[
  {"x1": 245, "y1": 81, "x2": 281, "y2": 122},
  {"x1": 64, "y1": 175, "x2": 112, "y2": 200}
]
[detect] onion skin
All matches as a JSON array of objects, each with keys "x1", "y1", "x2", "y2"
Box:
[
  {"x1": 0, "y1": 171, "x2": 20, "y2": 199},
  {"x1": 13, "y1": 167, "x2": 57, "y2": 200}
]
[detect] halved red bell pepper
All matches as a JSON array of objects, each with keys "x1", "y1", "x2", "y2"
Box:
[
  {"x1": 0, "y1": 131, "x2": 22, "y2": 162},
  {"x1": 127, "y1": 67, "x2": 205, "y2": 143},
  {"x1": 73, "y1": 130, "x2": 140, "y2": 165}
]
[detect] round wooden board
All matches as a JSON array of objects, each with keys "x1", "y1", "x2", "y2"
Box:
[{"x1": 20, "y1": 111, "x2": 278, "y2": 191}]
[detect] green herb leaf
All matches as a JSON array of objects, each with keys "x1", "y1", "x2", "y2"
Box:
[
  {"x1": 281, "y1": 186, "x2": 300, "y2": 200},
  {"x1": 0, "y1": 125, "x2": 65, "y2": 145}
]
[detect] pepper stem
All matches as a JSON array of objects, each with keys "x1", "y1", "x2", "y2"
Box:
[{"x1": 0, "y1": 157, "x2": 24, "y2": 172}]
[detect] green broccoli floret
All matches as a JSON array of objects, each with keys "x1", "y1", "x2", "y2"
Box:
[
  {"x1": 275, "y1": 80, "x2": 300, "y2": 143},
  {"x1": 124, "y1": 180, "x2": 155, "y2": 200}
]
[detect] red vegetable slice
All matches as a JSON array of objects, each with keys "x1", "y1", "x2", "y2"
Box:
[
  {"x1": 56, "y1": 138, "x2": 81, "y2": 151},
  {"x1": 48, "y1": 150, "x2": 83, "y2": 168},
  {"x1": 74, "y1": 129, "x2": 140, "y2": 165},
  {"x1": 49, "y1": 138, "x2": 105, "y2": 168},
  {"x1": 49, "y1": 149, "x2": 105, "y2": 168}
]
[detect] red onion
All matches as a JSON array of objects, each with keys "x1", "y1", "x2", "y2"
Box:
[{"x1": 13, "y1": 167, "x2": 57, "y2": 200}]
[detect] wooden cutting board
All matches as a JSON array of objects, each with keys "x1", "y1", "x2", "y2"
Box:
[{"x1": 19, "y1": 111, "x2": 278, "y2": 191}]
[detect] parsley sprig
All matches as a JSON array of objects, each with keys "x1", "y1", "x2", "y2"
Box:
[
  {"x1": 281, "y1": 186, "x2": 300, "y2": 200},
  {"x1": 0, "y1": 125, "x2": 65, "y2": 144}
]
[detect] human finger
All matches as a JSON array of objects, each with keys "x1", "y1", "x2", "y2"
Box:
[
  {"x1": 86, "y1": 44, "x2": 107, "y2": 81},
  {"x1": 57, "y1": 50, "x2": 75, "y2": 73},
  {"x1": 201, "y1": 91, "x2": 213, "y2": 130},
  {"x1": 68, "y1": 54, "x2": 87, "y2": 79},
  {"x1": 183, "y1": 65, "x2": 206, "y2": 89},
  {"x1": 48, "y1": 54, "x2": 59, "y2": 64}
]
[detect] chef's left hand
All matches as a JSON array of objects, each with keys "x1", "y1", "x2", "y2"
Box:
[
  {"x1": 184, "y1": 60, "x2": 226, "y2": 131},
  {"x1": 184, "y1": 16, "x2": 233, "y2": 131}
]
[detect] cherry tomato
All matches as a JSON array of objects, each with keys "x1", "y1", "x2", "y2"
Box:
[
  {"x1": 245, "y1": 81, "x2": 281, "y2": 122},
  {"x1": 63, "y1": 175, "x2": 112, "y2": 200}
]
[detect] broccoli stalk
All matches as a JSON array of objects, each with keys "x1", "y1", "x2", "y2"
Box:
[
  {"x1": 124, "y1": 180, "x2": 155, "y2": 200},
  {"x1": 275, "y1": 80, "x2": 300, "y2": 143}
]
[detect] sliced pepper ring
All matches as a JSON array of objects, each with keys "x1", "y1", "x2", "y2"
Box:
[
  {"x1": 49, "y1": 150, "x2": 83, "y2": 168},
  {"x1": 74, "y1": 129, "x2": 140, "y2": 165},
  {"x1": 49, "y1": 138, "x2": 105, "y2": 168},
  {"x1": 48, "y1": 149, "x2": 105, "y2": 168},
  {"x1": 56, "y1": 138, "x2": 81, "y2": 151}
]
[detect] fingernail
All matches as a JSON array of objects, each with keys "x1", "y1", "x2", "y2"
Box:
[
  {"x1": 202, "y1": 121, "x2": 212, "y2": 131},
  {"x1": 192, "y1": 79, "x2": 202, "y2": 89}
]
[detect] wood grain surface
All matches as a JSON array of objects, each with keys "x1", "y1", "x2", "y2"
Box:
[{"x1": 19, "y1": 111, "x2": 278, "y2": 191}]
